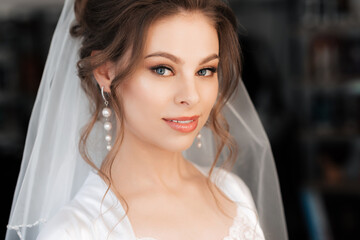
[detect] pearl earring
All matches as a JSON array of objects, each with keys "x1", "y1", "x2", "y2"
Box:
[
  {"x1": 197, "y1": 133, "x2": 202, "y2": 148},
  {"x1": 101, "y1": 86, "x2": 112, "y2": 151}
]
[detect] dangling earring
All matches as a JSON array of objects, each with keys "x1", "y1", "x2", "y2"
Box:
[
  {"x1": 197, "y1": 132, "x2": 202, "y2": 148},
  {"x1": 101, "y1": 86, "x2": 112, "y2": 151}
]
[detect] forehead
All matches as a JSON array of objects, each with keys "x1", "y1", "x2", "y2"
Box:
[{"x1": 143, "y1": 12, "x2": 219, "y2": 58}]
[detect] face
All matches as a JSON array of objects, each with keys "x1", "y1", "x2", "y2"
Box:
[{"x1": 119, "y1": 12, "x2": 219, "y2": 152}]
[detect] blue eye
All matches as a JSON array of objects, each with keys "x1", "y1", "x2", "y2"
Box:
[
  {"x1": 150, "y1": 66, "x2": 215, "y2": 77},
  {"x1": 156, "y1": 68, "x2": 166, "y2": 75},
  {"x1": 197, "y1": 68, "x2": 216, "y2": 77},
  {"x1": 198, "y1": 69, "x2": 207, "y2": 76},
  {"x1": 151, "y1": 66, "x2": 173, "y2": 76}
]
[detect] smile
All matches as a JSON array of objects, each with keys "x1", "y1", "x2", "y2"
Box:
[
  {"x1": 162, "y1": 116, "x2": 199, "y2": 133},
  {"x1": 168, "y1": 119, "x2": 194, "y2": 123}
]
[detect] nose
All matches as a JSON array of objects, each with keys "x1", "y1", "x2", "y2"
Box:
[{"x1": 174, "y1": 76, "x2": 200, "y2": 106}]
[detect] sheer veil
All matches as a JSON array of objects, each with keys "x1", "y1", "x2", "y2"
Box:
[{"x1": 6, "y1": 0, "x2": 288, "y2": 239}]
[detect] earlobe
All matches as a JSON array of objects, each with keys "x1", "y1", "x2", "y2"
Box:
[{"x1": 91, "y1": 51, "x2": 115, "y2": 93}]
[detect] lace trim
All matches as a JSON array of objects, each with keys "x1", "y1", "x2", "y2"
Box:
[
  {"x1": 7, "y1": 219, "x2": 47, "y2": 240},
  {"x1": 224, "y1": 212, "x2": 264, "y2": 240}
]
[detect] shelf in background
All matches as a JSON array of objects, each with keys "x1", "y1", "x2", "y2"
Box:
[
  {"x1": 298, "y1": 20, "x2": 360, "y2": 36},
  {"x1": 304, "y1": 180, "x2": 360, "y2": 195},
  {"x1": 299, "y1": 79, "x2": 360, "y2": 95},
  {"x1": 300, "y1": 131, "x2": 360, "y2": 142}
]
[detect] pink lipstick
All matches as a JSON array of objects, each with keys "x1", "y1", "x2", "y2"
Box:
[{"x1": 162, "y1": 115, "x2": 199, "y2": 133}]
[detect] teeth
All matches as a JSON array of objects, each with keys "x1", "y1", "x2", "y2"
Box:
[{"x1": 170, "y1": 120, "x2": 194, "y2": 123}]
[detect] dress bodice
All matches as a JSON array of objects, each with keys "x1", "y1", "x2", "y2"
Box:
[{"x1": 37, "y1": 164, "x2": 265, "y2": 240}]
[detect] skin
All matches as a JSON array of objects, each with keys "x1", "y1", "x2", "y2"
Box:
[{"x1": 93, "y1": 12, "x2": 237, "y2": 240}]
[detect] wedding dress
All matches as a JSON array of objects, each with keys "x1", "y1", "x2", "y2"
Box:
[{"x1": 37, "y1": 163, "x2": 265, "y2": 240}]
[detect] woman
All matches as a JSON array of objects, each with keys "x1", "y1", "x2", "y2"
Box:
[{"x1": 6, "y1": 0, "x2": 287, "y2": 239}]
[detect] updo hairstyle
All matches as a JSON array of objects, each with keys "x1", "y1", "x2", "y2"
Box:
[{"x1": 71, "y1": 0, "x2": 242, "y2": 190}]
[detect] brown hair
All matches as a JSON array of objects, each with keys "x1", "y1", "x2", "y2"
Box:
[{"x1": 71, "y1": 0, "x2": 242, "y2": 216}]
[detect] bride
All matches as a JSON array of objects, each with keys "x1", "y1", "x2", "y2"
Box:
[{"x1": 6, "y1": 0, "x2": 287, "y2": 239}]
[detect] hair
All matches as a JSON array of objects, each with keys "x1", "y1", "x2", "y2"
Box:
[{"x1": 71, "y1": 0, "x2": 242, "y2": 218}]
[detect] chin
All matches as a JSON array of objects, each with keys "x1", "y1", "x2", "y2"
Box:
[{"x1": 158, "y1": 136, "x2": 196, "y2": 153}]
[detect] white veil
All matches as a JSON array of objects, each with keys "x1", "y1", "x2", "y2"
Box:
[{"x1": 6, "y1": 0, "x2": 287, "y2": 239}]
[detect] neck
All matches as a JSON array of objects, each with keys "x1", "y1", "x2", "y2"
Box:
[{"x1": 109, "y1": 129, "x2": 196, "y2": 193}]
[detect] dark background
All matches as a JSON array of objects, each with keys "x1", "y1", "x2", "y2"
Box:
[{"x1": 1, "y1": 0, "x2": 359, "y2": 239}]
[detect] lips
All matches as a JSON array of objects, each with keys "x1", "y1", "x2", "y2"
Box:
[{"x1": 162, "y1": 115, "x2": 199, "y2": 133}]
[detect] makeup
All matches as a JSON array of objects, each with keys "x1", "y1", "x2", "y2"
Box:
[{"x1": 162, "y1": 116, "x2": 199, "y2": 133}]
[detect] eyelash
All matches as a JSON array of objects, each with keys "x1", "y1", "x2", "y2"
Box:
[{"x1": 150, "y1": 65, "x2": 217, "y2": 77}]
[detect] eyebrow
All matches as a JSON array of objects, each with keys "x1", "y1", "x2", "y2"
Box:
[{"x1": 144, "y1": 52, "x2": 219, "y2": 65}]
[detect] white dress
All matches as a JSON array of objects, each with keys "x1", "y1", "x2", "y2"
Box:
[{"x1": 37, "y1": 164, "x2": 266, "y2": 240}]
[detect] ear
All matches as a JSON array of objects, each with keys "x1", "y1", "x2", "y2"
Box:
[{"x1": 91, "y1": 51, "x2": 116, "y2": 93}]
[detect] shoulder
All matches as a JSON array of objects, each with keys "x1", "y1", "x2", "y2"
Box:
[
  {"x1": 37, "y1": 172, "x2": 119, "y2": 240},
  {"x1": 195, "y1": 165, "x2": 265, "y2": 238},
  {"x1": 215, "y1": 168, "x2": 267, "y2": 239},
  {"x1": 37, "y1": 227, "x2": 70, "y2": 240},
  {"x1": 225, "y1": 170, "x2": 256, "y2": 206},
  {"x1": 206, "y1": 166, "x2": 258, "y2": 210},
  {"x1": 37, "y1": 206, "x2": 92, "y2": 240}
]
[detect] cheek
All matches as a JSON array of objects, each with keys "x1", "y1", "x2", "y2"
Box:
[
  {"x1": 120, "y1": 75, "x2": 169, "y2": 130},
  {"x1": 200, "y1": 79, "x2": 218, "y2": 114}
]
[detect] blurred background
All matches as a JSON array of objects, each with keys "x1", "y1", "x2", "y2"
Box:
[{"x1": 0, "y1": 0, "x2": 359, "y2": 239}]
